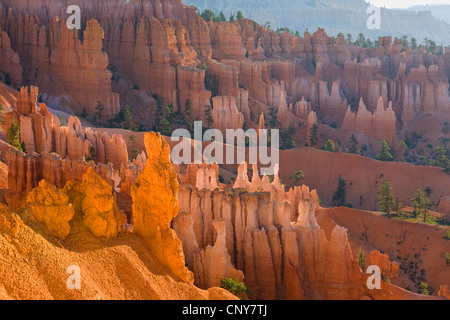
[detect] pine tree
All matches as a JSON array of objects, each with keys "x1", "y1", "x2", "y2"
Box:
[
  {"x1": 377, "y1": 181, "x2": 395, "y2": 216},
  {"x1": 399, "y1": 35, "x2": 409, "y2": 48},
  {"x1": 8, "y1": 117, "x2": 23, "y2": 152},
  {"x1": 357, "y1": 248, "x2": 366, "y2": 270},
  {"x1": 158, "y1": 118, "x2": 172, "y2": 136},
  {"x1": 218, "y1": 11, "x2": 226, "y2": 22},
  {"x1": 4, "y1": 72, "x2": 11, "y2": 86},
  {"x1": 200, "y1": 9, "x2": 214, "y2": 22},
  {"x1": 412, "y1": 189, "x2": 424, "y2": 218},
  {"x1": 349, "y1": 133, "x2": 360, "y2": 154},
  {"x1": 60, "y1": 116, "x2": 67, "y2": 127},
  {"x1": 439, "y1": 122, "x2": 450, "y2": 152},
  {"x1": 185, "y1": 99, "x2": 193, "y2": 131},
  {"x1": 236, "y1": 11, "x2": 244, "y2": 21},
  {"x1": 204, "y1": 105, "x2": 213, "y2": 128},
  {"x1": 419, "y1": 282, "x2": 429, "y2": 295},
  {"x1": 322, "y1": 139, "x2": 336, "y2": 152},
  {"x1": 434, "y1": 147, "x2": 450, "y2": 174},
  {"x1": 154, "y1": 99, "x2": 163, "y2": 130},
  {"x1": 376, "y1": 140, "x2": 393, "y2": 162},
  {"x1": 347, "y1": 33, "x2": 353, "y2": 44},
  {"x1": 412, "y1": 189, "x2": 432, "y2": 222},
  {"x1": 268, "y1": 108, "x2": 280, "y2": 128},
  {"x1": 310, "y1": 124, "x2": 318, "y2": 147},
  {"x1": 289, "y1": 170, "x2": 304, "y2": 186},
  {"x1": 332, "y1": 175, "x2": 347, "y2": 207},
  {"x1": 411, "y1": 38, "x2": 418, "y2": 50}
]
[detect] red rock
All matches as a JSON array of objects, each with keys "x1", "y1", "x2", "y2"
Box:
[
  {"x1": 342, "y1": 97, "x2": 397, "y2": 144},
  {"x1": 368, "y1": 250, "x2": 399, "y2": 281},
  {"x1": 438, "y1": 196, "x2": 450, "y2": 215},
  {"x1": 50, "y1": 19, "x2": 120, "y2": 121},
  {"x1": 131, "y1": 132, "x2": 194, "y2": 284},
  {"x1": 0, "y1": 29, "x2": 23, "y2": 86}
]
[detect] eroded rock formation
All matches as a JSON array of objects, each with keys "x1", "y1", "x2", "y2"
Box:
[
  {"x1": 2, "y1": 0, "x2": 449, "y2": 141},
  {"x1": 0, "y1": 29, "x2": 22, "y2": 86},
  {"x1": 342, "y1": 97, "x2": 397, "y2": 144},
  {"x1": 6, "y1": 86, "x2": 128, "y2": 168},
  {"x1": 368, "y1": 250, "x2": 400, "y2": 281},
  {"x1": 174, "y1": 162, "x2": 395, "y2": 300},
  {"x1": 131, "y1": 132, "x2": 194, "y2": 283},
  {"x1": 49, "y1": 19, "x2": 120, "y2": 120},
  {"x1": 63, "y1": 168, "x2": 121, "y2": 238},
  {"x1": 25, "y1": 179, "x2": 74, "y2": 240},
  {"x1": 211, "y1": 96, "x2": 244, "y2": 131}
]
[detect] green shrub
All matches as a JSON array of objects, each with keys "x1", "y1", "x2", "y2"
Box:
[
  {"x1": 220, "y1": 278, "x2": 247, "y2": 299},
  {"x1": 357, "y1": 247, "x2": 366, "y2": 271},
  {"x1": 87, "y1": 146, "x2": 96, "y2": 161},
  {"x1": 419, "y1": 282, "x2": 429, "y2": 295},
  {"x1": 131, "y1": 148, "x2": 140, "y2": 160},
  {"x1": 8, "y1": 117, "x2": 23, "y2": 152}
]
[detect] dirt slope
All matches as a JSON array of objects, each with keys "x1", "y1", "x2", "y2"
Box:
[
  {"x1": 0, "y1": 204, "x2": 235, "y2": 300},
  {"x1": 317, "y1": 207, "x2": 450, "y2": 295},
  {"x1": 278, "y1": 148, "x2": 450, "y2": 211}
]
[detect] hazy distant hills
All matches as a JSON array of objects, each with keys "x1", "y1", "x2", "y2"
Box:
[
  {"x1": 405, "y1": 5, "x2": 450, "y2": 24},
  {"x1": 185, "y1": 0, "x2": 450, "y2": 45}
]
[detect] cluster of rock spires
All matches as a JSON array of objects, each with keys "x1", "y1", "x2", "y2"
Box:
[
  {"x1": 174, "y1": 162, "x2": 395, "y2": 299},
  {"x1": 5, "y1": 86, "x2": 136, "y2": 206},
  {"x1": 0, "y1": 0, "x2": 449, "y2": 145},
  {"x1": 2, "y1": 85, "x2": 449, "y2": 300}
]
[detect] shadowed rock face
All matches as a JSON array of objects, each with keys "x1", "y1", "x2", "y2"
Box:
[
  {"x1": 0, "y1": 29, "x2": 22, "y2": 87},
  {"x1": 49, "y1": 19, "x2": 120, "y2": 121},
  {"x1": 2, "y1": 0, "x2": 450, "y2": 137}
]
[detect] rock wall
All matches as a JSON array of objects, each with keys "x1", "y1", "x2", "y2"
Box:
[
  {"x1": 0, "y1": 28, "x2": 22, "y2": 86},
  {"x1": 211, "y1": 95, "x2": 244, "y2": 132},
  {"x1": 3, "y1": 0, "x2": 449, "y2": 134},
  {"x1": 0, "y1": 5, "x2": 120, "y2": 121},
  {"x1": 49, "y1": 19, "x2": 120, "y2": 121}
]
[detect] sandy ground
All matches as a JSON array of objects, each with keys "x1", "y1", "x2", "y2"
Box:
[{"x1": 0, "y1": 205, "x2": 235, "y2": 300}]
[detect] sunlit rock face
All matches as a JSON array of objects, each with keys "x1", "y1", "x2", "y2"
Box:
[
  {"x1": 25, "y1": 179, "x2": 75, "y2": 240},
  {"x1": 63, "y1": 168, "x2": 121, "y2": 238},
  {"x1": 131, "y1": 132, "x2": 194, "y2": 284}
]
